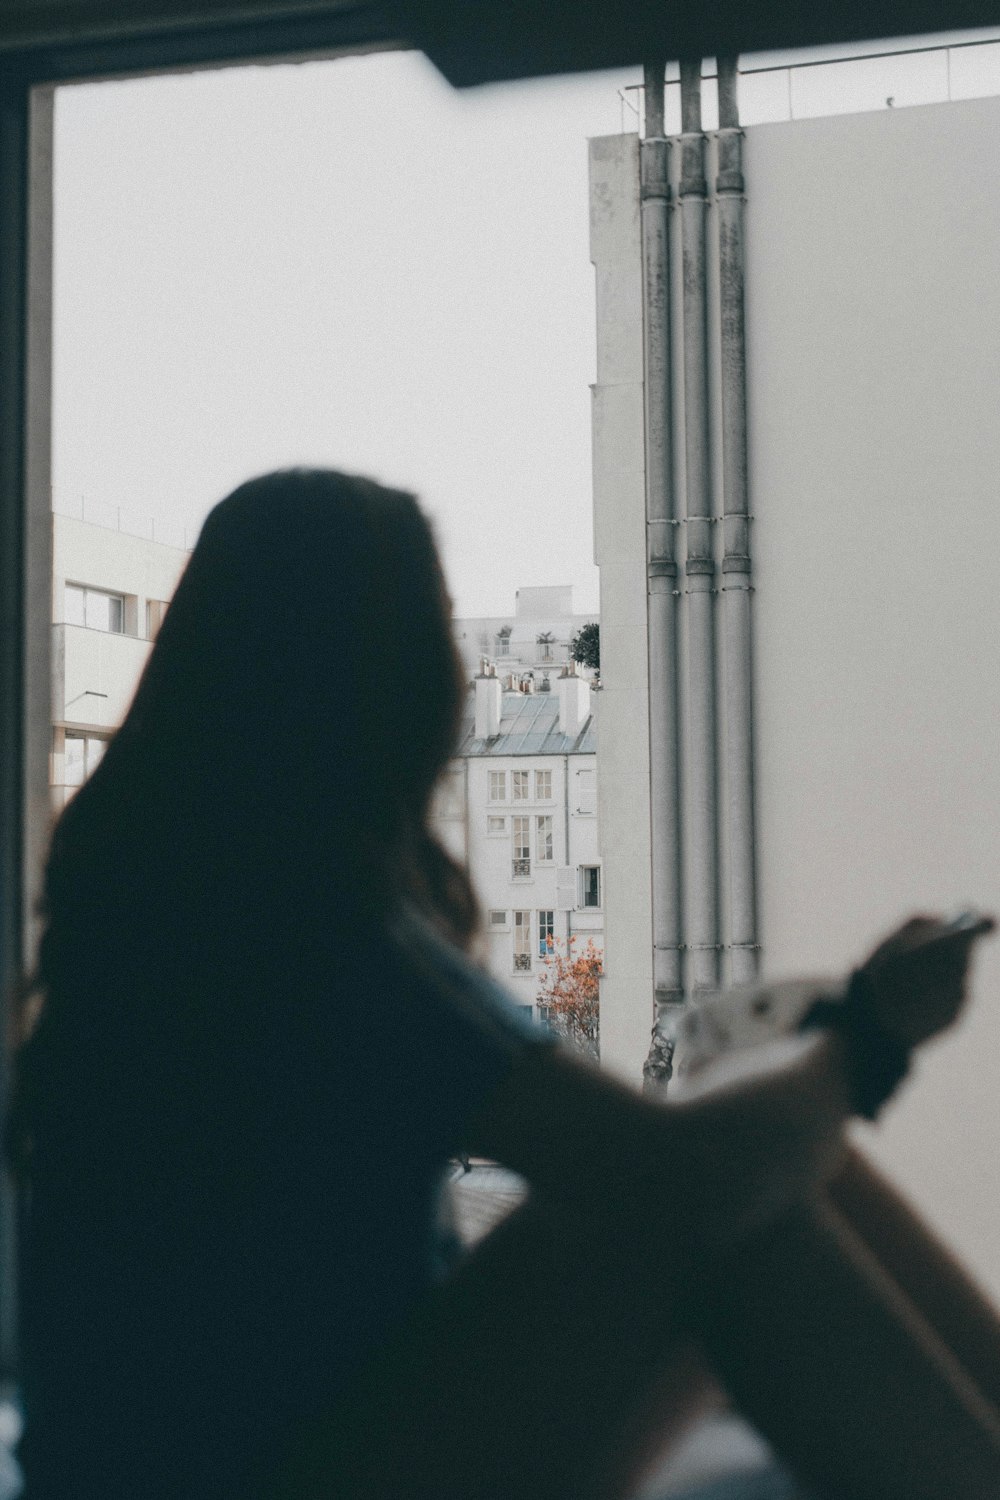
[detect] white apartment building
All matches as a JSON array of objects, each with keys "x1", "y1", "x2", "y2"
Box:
[
  {"x1": 452, "y1": 584, "x2": 598, "y2": 688},
  {"x1": 51, "y1": 514, "x2": 190, "y2": 808},
  {"x1": 431, "y1": 668, "x2": 601, "y2": 1018}
]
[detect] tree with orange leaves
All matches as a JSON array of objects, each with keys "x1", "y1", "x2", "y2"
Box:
[{"x1": 537, "y1": 937, "x2": 602, "y2": 1059}]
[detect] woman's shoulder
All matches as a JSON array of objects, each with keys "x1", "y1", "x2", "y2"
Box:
[{"x1": 387, "y1": 907, "x2": 545, "y2": 1050}]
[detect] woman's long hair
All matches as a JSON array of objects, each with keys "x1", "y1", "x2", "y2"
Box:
[{"x1": 12, "y1": 469, "x2": 477, "y2": 1172}]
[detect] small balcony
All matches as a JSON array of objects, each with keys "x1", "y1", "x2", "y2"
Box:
[
  {"x1": 513, "y1": 953, "x2": 532, "y2": 973},
  {"x1": 512, "y1": 858, "x2": 531, "y2": 879},
  {"x1": 52, "y1": 622, "x2": 152, "y2": 730}
]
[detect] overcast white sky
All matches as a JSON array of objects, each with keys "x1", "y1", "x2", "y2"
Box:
[
  {"x1": 51, "y1": 31, "x2": 1000, "y2": 616},
  {"x1": 53, "y1": 52, "x2": 641, "y2": 616}
]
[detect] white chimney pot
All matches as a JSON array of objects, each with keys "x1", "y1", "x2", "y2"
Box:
[
  {"x1": 475, "y1": 675, "x2": 502, "y2": 740},
  {"x1": 558, "y1": 674, "x2": 591, "y2": 738}
]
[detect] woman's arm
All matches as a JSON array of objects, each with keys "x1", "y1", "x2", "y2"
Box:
[
  {"x1": 270, "y1": 915, "x2": 1000, "y2": 1500},
  {"x1": 462, "y1": 1024, "x2": 854, "y2": 1258}
]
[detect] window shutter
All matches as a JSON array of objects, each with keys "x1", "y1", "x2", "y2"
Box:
[
  {"x1": 556, "y1": 867, "x2": 576, "y2": 911},
  {"x1": 576, "y1": 768, "x2": 596, "y2": 815}
]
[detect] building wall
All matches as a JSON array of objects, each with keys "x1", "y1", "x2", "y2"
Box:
[
  {"x1": 51, "y1": 514, "x2": 189, "y2": 805},
  {"x1": 744, "y1": 94, "x2": 1000, "y2": 1300},
  {"x1": 590, "y1": 94, "x2": 1000, "y2": 1295},
  {"x1": 588, "y1": 133, "x2": 655, "y2": 1082}
]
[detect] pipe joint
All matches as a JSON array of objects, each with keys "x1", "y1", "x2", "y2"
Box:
[
  {"x1": 722, "y1": 554, "x2": 752, "y2": 574},
  {"x1": 716, "y1": 127, "x2": 745, "y2": 197},
  {"x1": 679, "y1": 135, "x2": 707, "y2": 199},
  {"x1": 679, "y1": 174, "x2": 708, "y2": 200},
  {"x1": 640, "y1": 137, "x2": 671, "y2": 202},
  {"x1": 686, "y1": 557, "x2": 715, "y2": 577},
  {"x1": 716, "y1": 169, "x2": 745, "y2": 195},
  {"x1": 647, "y1": 556, "x2": 677, "y2": 579}
]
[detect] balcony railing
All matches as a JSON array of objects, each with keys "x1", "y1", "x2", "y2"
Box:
[
  {"x1": 513, "y1": 953, "x2": 532, "y2": 973},
  {"x1": 512, "y1": 858, "x2": 531, "y2": 879}
]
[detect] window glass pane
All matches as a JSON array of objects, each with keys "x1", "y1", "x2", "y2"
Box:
[
  {"x1": 146, "y1": 600, "x2": 162, "y2": 638},
  {"x1": 488, "y1": 771, "x2": 506, "y2": 802},
  {"x1": 535, "y1": 770, "x2": 552, "y2": 801},
  {"x1": 86, "y1": 737, "x2": 107, "y2": 775},
  {"x1": 513, "y1": 911, "x2": 532, "y2": 970},
  {"x1": 512, "y1": 770, "x2": 530, "y2": 800},
  {"x1": 64, "y1": 583, "x2": 85, "y2": 626},
  {"x1": 83, "y1": 589, "x2": 105, "y2": 630},
  {"x1": 487, "y1": 815, "x2": 506, "y2": 835},
  {"x1": 64, "y1": 734, "x2": 85, "y2": 787},
  {"x1": 512, "y1": 816, "x2": 531, "y2": 877},
  {"x1": 538, "y1": 910, "x2": 555, "y2": 957},
  {"x1": 537, "y1": 815, "x2": 553, "y2": 862},
  {"x1": 64, "y1": 733, "x2": 107, "y2": 789},
  {"x1": 581, "y1": 866, "x2": 601, "y2": 907},
  {"x1": 83, "y1": 589, "x2": 124, "y2": 632}
]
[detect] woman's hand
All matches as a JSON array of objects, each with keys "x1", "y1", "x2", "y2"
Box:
[
  {"x1": 662, "y1": 910, "x2": 995, "y2": 1251},
  {"x1": 858, "y1": 910, "x2": 995, "y2": 1048}
]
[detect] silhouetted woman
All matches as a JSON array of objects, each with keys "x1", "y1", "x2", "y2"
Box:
[{"x1": 13, "y1": 470, "x2": 1000, "y2": 1500}]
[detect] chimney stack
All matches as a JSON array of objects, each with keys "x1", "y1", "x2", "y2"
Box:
[
  {"x1": 557, "y1": 664, "x2": 591, "y2": 738},
  {"x1": 475, "y1": 664, "x2": 502, "y2": 740}
]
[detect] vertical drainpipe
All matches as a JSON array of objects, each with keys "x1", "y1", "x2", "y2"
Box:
[
  {"x1": 640, "y1": 61, "x2": 683, "y2": 1091},
  {"x1": 679, "y1": 59, "x2": 720, "y2": 997},
  {"x1": 716, "y1": 57, "x2": 758, "y2": 985},
  {"x1": 462, "y1": 754, "x2": 470, "y2": 874},
  {"x1": 563, "y1": 752, "x2": 572, "y2": 949}
]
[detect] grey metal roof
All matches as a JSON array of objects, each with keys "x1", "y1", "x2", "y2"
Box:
[{"x1": 454, "y1": 689, "x2": 596, "y2": 757}]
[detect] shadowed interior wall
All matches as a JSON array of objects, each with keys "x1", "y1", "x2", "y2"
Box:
[{"x1": 746, "y1": 93, "x2": 1000, "y2": 1300}]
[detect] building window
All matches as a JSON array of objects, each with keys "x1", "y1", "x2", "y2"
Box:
[
  {"x1": 513, "y1": 910, "x2": 532, "y2": 971},
  {"x1": 579, "y1": 865, "x2": 601, "y2": 908},
  {"x1": 486, "y1": 815, "x2": 506, "y2": 836},
  {"x1": 535, "y1": 769, "x2": 552, "y2": 801},
  {"x1": 536, "y1": 631, "x2": 555, "y2": 662},
  {"x1": 488, "y1": 909, "x2": 508, "y2": 929},
  {"x1": 146, "y1": 599, "x2": 169, "y2": 638},
  {"x1": 496, "y1": 625, "x2": 513, "y2": 656},
  {"x1": 536, "y1": 815, "x2": 554, "y2": 863},
  {"x1": 576, "y1": 767, "x2": 597, "y2": 815},
  {"x1": 65, "y1": 583, "x2": 124, "y2": 634},
  {"x1": 538, "y1": 910, "x2": 555, "y2": 958},
  {"x1": 512, "y1": 769, "x2": 530, "y2": 800},
  {"x1": 512, "y1": 816, "x2": 531, "y2": 878},
  {"x1": 64, "y1": 732, "x2": 108, "y2": 788},
  {"x1": 488, "y1": 771, "x2": 506, "y2": 802}
]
